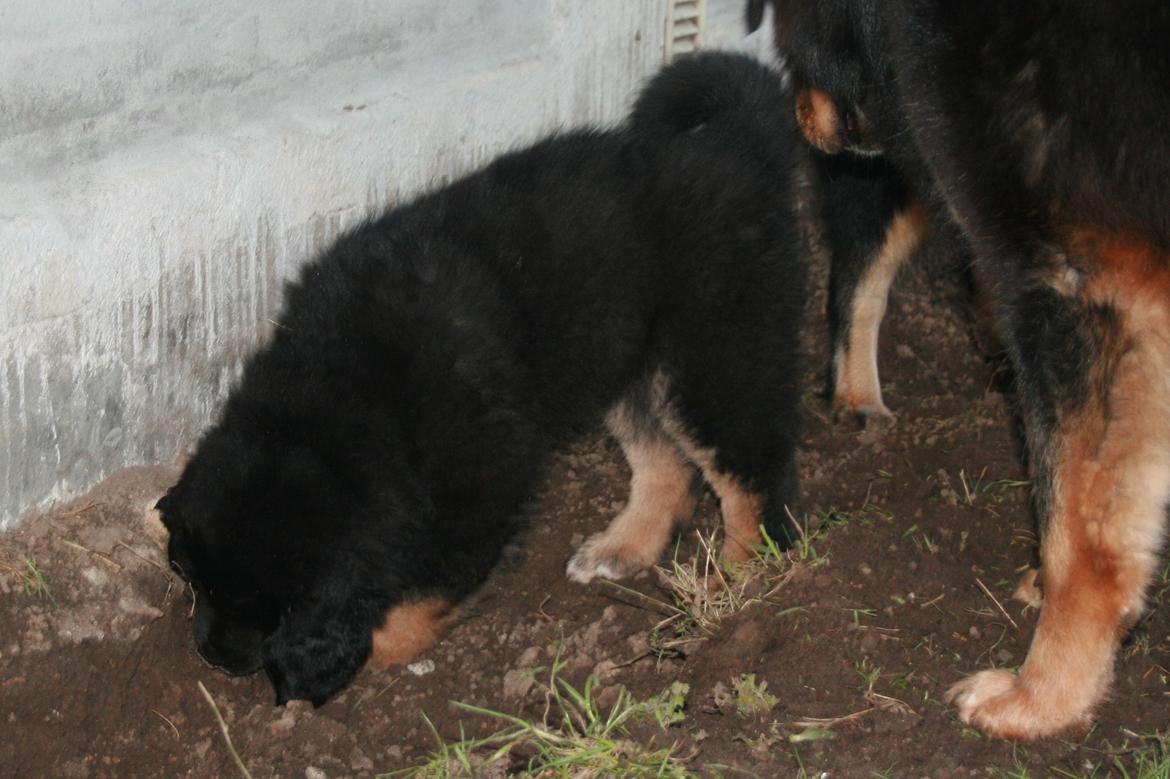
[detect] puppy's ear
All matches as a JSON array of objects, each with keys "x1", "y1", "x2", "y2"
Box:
[{"x1": 263, "y1": 597, "x2": 374, "y2": 707}]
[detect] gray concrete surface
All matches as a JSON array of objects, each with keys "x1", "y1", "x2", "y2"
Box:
[{"x1": 0, "y1": 0, "x2": 774, "y2": 528}]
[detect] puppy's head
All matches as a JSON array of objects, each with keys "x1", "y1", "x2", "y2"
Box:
[
  {"x1": 747, "y1": 0, "x2": 883, "y2": 156},
  {"x1": 158, "y1": 429, "x2": 392, "y2": 706}
]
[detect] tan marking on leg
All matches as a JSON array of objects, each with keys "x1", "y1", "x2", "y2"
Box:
[
  {"x1": 701, "y1": 470, "x2": 767, "y2": 565},
  {"x1": 567, "y1": 403, "x2": 697, "y2": 583},
  {"x1": 833, "y1": 203, "x2": 927, "y2": 417},
  {"x1": 368, "y1": 597, "x2": 456, "y2": 668},
  {"x1": 648, "y1": 390, "x2": 769, "y2": 567},
  {"x1": 796, "y1": 88, "x2": 842, "y2": 153},
  {"x1": 950, "y1": 233, "x2": 1170, "y2": 739}
]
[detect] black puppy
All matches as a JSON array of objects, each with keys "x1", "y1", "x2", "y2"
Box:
[
  {"x1": 749, "y1": 0, "x2": 1170, "y2": 739},
  {"x1": 157, "y1": 52, "x2": 808, "y2": 706}
]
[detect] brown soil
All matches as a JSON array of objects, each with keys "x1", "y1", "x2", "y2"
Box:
[{"x1": 3, "y1": 233, "x2": 1168, "y2": 778}]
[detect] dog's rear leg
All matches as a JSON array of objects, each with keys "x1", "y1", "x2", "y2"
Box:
[
  {"x1": 949, "y1": 241, "x2": 1170, "y2": 738},
  {"x1": 566, "y1": 395, "x2": 698, "y2": 583},
  {"x1": 648, "y1": 378, "x2": 800, "y2": 567},
  {"x1": 819, "y1": 154, "x2": 925, "y2": 422}
]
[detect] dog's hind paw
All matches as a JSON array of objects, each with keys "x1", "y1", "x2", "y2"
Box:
[{"x1": 566, "y1": 535, "x2": 652, "y2": 584}]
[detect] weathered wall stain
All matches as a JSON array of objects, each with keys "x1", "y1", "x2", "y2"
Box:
[{"x1": 0, "y1": 0, "x2": 772, "y2": 528}]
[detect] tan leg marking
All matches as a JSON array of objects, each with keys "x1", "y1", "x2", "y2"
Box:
[
  {"x1": 949, "y1": 231, "x2": 1170, "y2": 739},
  {"x1": 701, "y1": 470, "x2": 767, "y2": 566},
  {"x1": 566, "y1": 404, "x2": 698, "y2": 583},
  {"x1": 833, "y1": 203, "x2": 927, "y2": 418},
  {"x1": 648, "y1": 386, "x2": 769, "y2": 567},
  {"x1": 368, "y1": 597, "x2": 456, "y2": 668},
  {"x1": 796, "y1": 88, "x2": 842, "y2": 153}
]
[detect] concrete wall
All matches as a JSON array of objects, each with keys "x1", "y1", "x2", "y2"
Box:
[{"x1": 0, "y1": 0, "x2": 775, "y2": 528}]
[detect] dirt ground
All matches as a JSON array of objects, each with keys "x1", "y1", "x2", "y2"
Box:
[{"x1": 3, "y1": 229, "x2": 1168, "y2": 778}]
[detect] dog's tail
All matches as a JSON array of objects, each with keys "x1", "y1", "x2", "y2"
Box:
[{"x1": 628, "y1": 51, "x2": 792, "y2": 146}]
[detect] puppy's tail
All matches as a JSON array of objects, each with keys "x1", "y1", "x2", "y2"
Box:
[{"x1": 628, "y1": 51, "x2": 792, "y2": 146}]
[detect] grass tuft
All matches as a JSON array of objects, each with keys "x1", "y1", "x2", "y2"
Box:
[
  {"x1": 386, "y1": 658, "x2": 695, "y2": 778},
  {"x1": 732, "y1": 673, "x2": 779, "y2": 720},
  {"x1": 0, "y1": 557, "x2": 54, "y2": 601},
  {"x1": 601, "y1": 527, "x2": 805, "y2": 659}
]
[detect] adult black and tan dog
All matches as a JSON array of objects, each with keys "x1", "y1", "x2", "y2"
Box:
[
  {"x1": 156, "y1": 52, "x2": 807, "y2": 707},
  {"x1": 749, "y1": 0, "x2": 1170, "y2": 739}
]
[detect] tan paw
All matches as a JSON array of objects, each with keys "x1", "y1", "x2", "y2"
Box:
[
  {"x1": 946, "y1": 669, "x2": 1088, "y2": 740},
  {"x1": 565, "y1": 535, "x2": 653, "y2": 584},
  {"x1": 832, "y1": 396, "x2": 895, "y2": 431}
]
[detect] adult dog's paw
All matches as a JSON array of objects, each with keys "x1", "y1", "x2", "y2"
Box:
[{"x1": 946, "y1": 669, "x2": 1090, "y2": 740}]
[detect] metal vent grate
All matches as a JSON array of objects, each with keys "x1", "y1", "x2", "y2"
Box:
[{"x1": 664, "y1": 0, "x2": 705, "y2": 62}]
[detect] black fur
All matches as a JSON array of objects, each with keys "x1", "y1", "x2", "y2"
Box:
[
  {"x1": 750, "y1": 0, "x2": 1170, "y2": 737},
  {"x1": 812, "y1": 151, "x2": 913, "y2": 401},
  {"x1": 157, "y1": 52, "x2": 807, "y2": 707}
]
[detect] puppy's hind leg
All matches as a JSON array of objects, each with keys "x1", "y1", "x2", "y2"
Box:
[
  {"x1": 566, "y1": 393, "x2": 699, "y2": 584},
  {"x1": 652, "y1": 376, "x2": 801, "y2": 568}
]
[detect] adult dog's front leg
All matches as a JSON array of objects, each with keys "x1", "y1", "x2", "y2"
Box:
[{"x1": 949, "y1": 235, "x2": 1170, "y2": 738}]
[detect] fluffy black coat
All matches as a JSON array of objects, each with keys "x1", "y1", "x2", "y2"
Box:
[{"x1": 158, "y1": 52, "x2": 807, "y2": 706}]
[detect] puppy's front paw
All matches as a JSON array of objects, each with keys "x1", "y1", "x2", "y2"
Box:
[
  {"x1": 566, "y1": 535, "x2": 652, "y2": 584},
  {"x1": 946, "y1": 669, "x2": 1088, "y2": 740}
]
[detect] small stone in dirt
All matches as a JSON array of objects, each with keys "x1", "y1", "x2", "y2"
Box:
[
  {"x1": 574, "y1": 620, "x2": 604, "y2": 659},
  {"x1": 117, "y1": 595, "x2": 164, "y2": 619},
  {"x1": 502, "y1": 668, "x2": 535, "y2": 699},
  {"x1": 858, "y1": 562, "x2": 872, "y2": 576},
  {"x1": 349, "y1": 747, "x2": 373, "y2": 772},
  {"x1": 995, "y1": 649, "x2": 1014, "y2": 663},
  {"x1": 896, "y1": 344, "x2": 915, "y2": 359},
  {"x1": 593, "y1": 684, "x2": 621, "y2": 711},
  {"x1": 407, "y1": 659, "x2": 435, "y2": 676},
  {"x1": 968, "y1": 626, "x2": 981, "y2": 640},
  {"x1": 285, "y1": 699, "x2": 314, "y2": 715},
  {"x1": 871, "y1": 706, "x2": 922, "y2": 735},
  {"x1": 517, "y1": 645, "x2": 541, "y2": 666},
  {"x1": 80, "y1": 566, "x2": 110, "y2": 589},
  {"x1": 626, "y1": 632, "x2": 649, "y2": 656},
  {"x1": 270, "y1": 706, "x2": 300, "y2": 735},
  {"x1": 304, "y1": 767, "x2": 326, "y2": 779},
  {"x1": 709, "y1": 681, "x2": 735, "y2": 713},
  {"x1": 592, "y1": 658, "x2": 619, "y2": 684}
]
